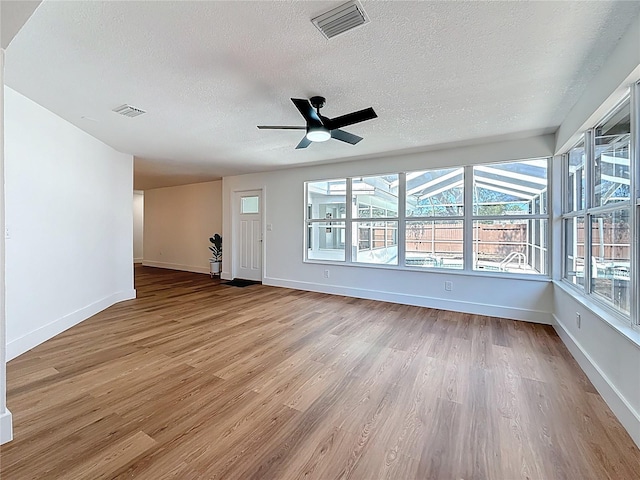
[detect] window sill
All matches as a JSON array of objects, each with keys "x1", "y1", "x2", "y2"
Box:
[
  {"x1": 553, "y1": 279, "x2": 640, "y2": 349},
  {"x1": 304, "y1": 258, "x2": 551, "y2": 283}
]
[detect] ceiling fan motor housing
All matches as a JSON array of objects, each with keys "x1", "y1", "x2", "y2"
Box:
[{"x1": 309, "y1": 96, "x2": 326, "y2": 110}]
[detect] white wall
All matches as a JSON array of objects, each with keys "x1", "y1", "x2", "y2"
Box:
[
  {"x1": 133, "y1": 191, "x2": 144, "y2": 263},
  {"x1": 553, "y1": 285, "x2": 640, "y2": 447},
  {"x1": 4, "y1": 86, "x2": 135, "y2": 361},
  {"x1": 143, "y1": 181, "x2": 222, "y2": 274},
  {"x1": 223, "y1": 134, "x2": 555, "y2": 324}
]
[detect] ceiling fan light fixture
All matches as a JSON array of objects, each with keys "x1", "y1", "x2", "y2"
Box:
[{"x1": 306, "y1": 126, "x2": 331, "y2": 142}]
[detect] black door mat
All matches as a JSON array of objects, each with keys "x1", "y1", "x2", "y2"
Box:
[{"x1": 222, "y1": 279, "x2": 261, "y2": 287}]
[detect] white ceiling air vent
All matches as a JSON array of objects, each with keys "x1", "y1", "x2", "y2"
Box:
[
  {"x1": 112, "y1": 104, "x2": 146, "y2": 118},
  {"x1": 312, "y1": 1, "x2": 369, "y2": 40}
]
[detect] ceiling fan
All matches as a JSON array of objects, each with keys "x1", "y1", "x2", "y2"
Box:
[{"x1": 257, "y1": 96, "x2": 377, "y2": 149}]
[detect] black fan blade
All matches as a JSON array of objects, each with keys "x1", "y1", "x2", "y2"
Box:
[
  {"x1": 295, "y1": 136, "x2": 312, "y2": 149},
  {"x1": 326, "y1": 107, "x2": 377, "y2": 130},
  {"x1": 291, "y1": 98, "x2": 322, "y2": 126},
  {"x1": 331, "y1": 129, "x2": 363, "y2": 145},
  {"x1": 257, "y1": 125, "x2": 306, "y2": 130}
]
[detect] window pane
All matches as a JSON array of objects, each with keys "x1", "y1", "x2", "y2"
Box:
[
  {"x1": 406, "y1": 220, "x2": 463, "y2": 269},
  {"x1": 352, "y1": 175, "x2": 398, "y2": 218},
  {"x1": 241, "y1": 196, "x2": 259, "y2": 214},
  {"x1": 473, "y1": 159, "x2": 548, "y2": 215},
  {"x1": 406, "y1": 168, "x2": 463, "y2": 217},
  {"x1": 594, "y1": 101, "x2": 630, "y2": 207},
  {"x1": 563, "y1": 217, "x2": 585, "y2": 288},
  {"x1": 307, "y1": 180, "x2": 347, "y2": 221},
  {"x1": 473, "y1": 219, "x2": 548, "y2": 274},
  {"x1": 307, "y1": 222, "x2": 345, "y2": 261},
  {"x1": 590, "y1": 209, "x2": 631, "y2": 314},
  {"x1": 566, "y1": 142, "x2": 586, "y2": 212},
  {"x1": 353, "y1": 221, "x2": 398, "y2": 265}
]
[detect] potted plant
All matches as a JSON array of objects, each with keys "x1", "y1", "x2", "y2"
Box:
[{"x1": 209, "y1": 234, "x2": 222, "y2": 277}]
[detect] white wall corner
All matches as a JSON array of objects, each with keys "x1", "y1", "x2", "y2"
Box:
[
  {"x1": 553, "y1": 315, "x2": 640, "y2": 449},
  {"x1": 6, "y1": 289, "x2": 136, "y2": 361},
  {"x1": 0, "y1": 409, "x2": 13, "y2": 444},
  {"x1": 264, "y1": 276, "x2": 553, "y2": 325}
]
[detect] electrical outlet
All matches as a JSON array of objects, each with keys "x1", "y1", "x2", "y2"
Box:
[
  {"x1": 324, "y1": 269, "x2": 330, "y2": 279},
  {"x1": 444, "y1": 281, "x2": 452, "y2": 291},
  {"x1": 576, "y1": 312, "x2": 581, "y2": 329}
]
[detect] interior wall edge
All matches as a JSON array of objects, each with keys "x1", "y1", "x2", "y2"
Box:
[{"x1": 6, "y1": 289, "x2": 136, "y2": 361}]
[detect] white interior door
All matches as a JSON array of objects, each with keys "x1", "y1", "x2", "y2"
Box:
[{"x1": 235, "y1": 190, "x2": 262, "y2": 281}]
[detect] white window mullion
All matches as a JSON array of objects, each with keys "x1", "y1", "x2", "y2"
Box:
[
  {"x1": 562, "y1": 153, "x2": 570, "y2": 213},
  {"x1": 345, "y1": 178, "x2": 353, "y2": 263},
  {"x1": 548, "y1": 155, "x2": 557, "y2": 279},
  {"x1": 630, "y1": 81, "x2": 639, "y2": 325},
  {"x1": 398, "y1": 172, "x2": 407, "y2": 267},
  {"x1": 584, "y1": 129, "x2": 595, "y2": 295},
  {"x1": 464, "y1": 165, "x2": 474, "y2": 271}
]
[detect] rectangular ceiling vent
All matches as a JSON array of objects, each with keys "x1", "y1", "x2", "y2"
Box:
[
  {"x1": 312, "y1": 1, "x2": 369, "y2": 40},
  {"x1": 112, "y1": 104, "x2": 146, "y2": 118}
]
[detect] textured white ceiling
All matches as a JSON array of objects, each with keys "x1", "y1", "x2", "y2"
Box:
[{"x1": 5, "y1": 1, "x2": 640, "y2": 189}]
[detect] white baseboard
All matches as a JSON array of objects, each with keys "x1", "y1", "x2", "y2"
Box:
[
  {"x1": 142, "y1": 260, "x2": 209, "y2": 275},
  {"x1": 133, "y1": 257, "x2": 143, "y2": 263},
  {"x1": 553, "y1": 315, "x2": 640, "y2": 448},
  {"x1": 0, "y1": 409, "x2": 13, "y2": 444},
  {"x1": 6, "y1": 289, "x2": 137, "y2": 361},
  {"x1": 263, "y1": 276, "x2": 552, "y2": 324}
]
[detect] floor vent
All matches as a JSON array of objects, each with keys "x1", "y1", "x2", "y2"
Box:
[
  {"x1": 112, "y1": 104, "x2": 146, "y2": 118},
  {"x1": 312, "y1": 1, "x2": 369, "y2": 40}
]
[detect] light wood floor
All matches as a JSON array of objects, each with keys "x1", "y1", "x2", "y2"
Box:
[{"x1": 1, "y1": 266, "x2": 639, "y2": 479}]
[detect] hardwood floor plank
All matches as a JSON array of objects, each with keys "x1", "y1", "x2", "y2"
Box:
[
  {"x1": 2, "y1": 265, "x2": 639, "y2": 479},
  {"x1": 415, "y1": 397, "x2": 462, "y2": 479},
  {"x1": 275, "y1": 425, "x2": 357, "y2": 480},
  {"x1": 6, "y1": 365, "x2": 59, "y2": 393},
  {"x1": 58, "y1": 430, "x2": 156, "y2": 480},
  {"x1": 365, "y1": 355, "x2": 442, "y2": 461},
  {"x1": 350, "y1": 446, "x2": 419, "y2": 480}
]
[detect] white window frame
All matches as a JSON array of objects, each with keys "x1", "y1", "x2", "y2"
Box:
[
  {"x1": 633, "y1": 81, "x2": 640, "y2": 326},
  {"x1": 351, "y1": 174, "x2": 400, "y2": 266},
  {"x1": 469, "y1": 162, "x2": 550, "y2": 275},
  {"x1": 304, "y1": 157, "x2": 550, "y2": 279},
  {"x1": 561, "y1": 83, "x2": 638, "y2": 326},
  {"x1": 405, "y1": 168, "x2": 464, "y2": 270}
]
